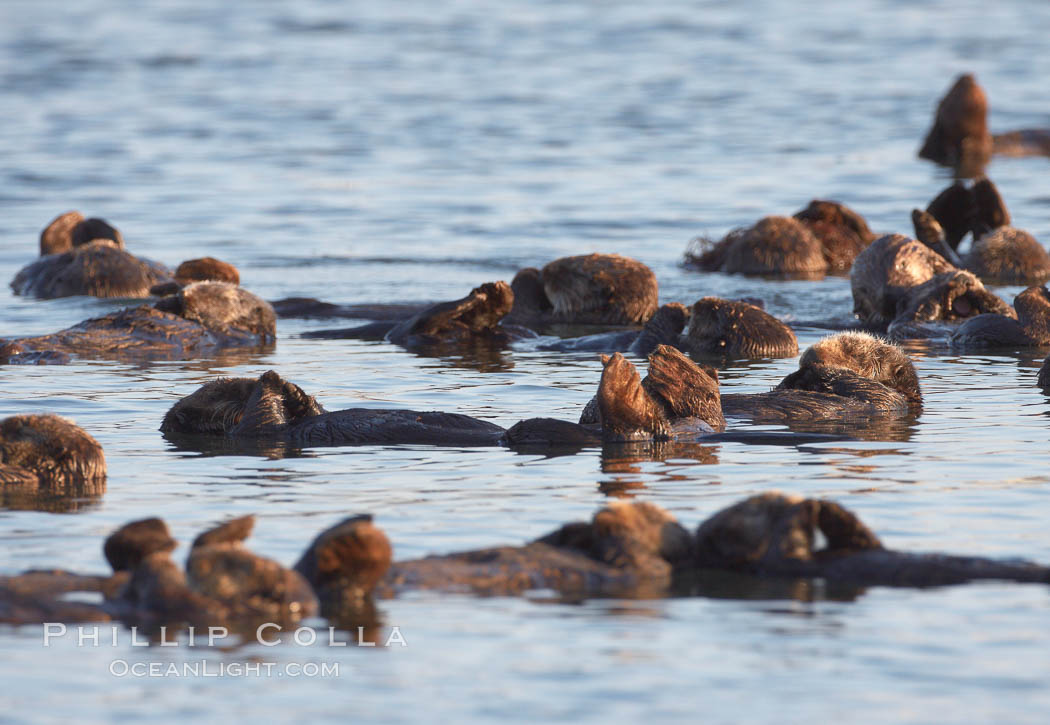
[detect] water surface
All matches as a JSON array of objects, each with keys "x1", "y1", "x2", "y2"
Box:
[{"x1": 2, "y1": 0, "x2": 1050, "y2": 722}]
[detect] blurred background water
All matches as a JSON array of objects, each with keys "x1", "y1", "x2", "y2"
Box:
[{"x1": 1, "y1": 0, "x2": 1050, "y2": 722}]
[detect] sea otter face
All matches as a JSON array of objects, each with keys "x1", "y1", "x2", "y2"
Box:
[
  {"x1": 154, "y1": 282, "x2": 276, "y2": 340},
  {"x1": 104, "y1": 518, "x2": 177, "y2": 572},
  {"x1": 160, "y1": 377, "x2": 259, "y2": 435}
]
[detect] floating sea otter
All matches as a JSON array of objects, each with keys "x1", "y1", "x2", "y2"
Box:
[
  {"x1": 850, "y1": 233, "x2": 1013, "y2": 340},
  {"x1": 0, "y1": 414, "x2": 105, "y2": 488},
  {"x1": 0, "y1": 282, "x2": 276, "y2": 365},
  {"x1": 684, "y1": 200, "x2": 875, "y2": 278},
  {"x1": 163, "y1": 332, "x2": 915, "y2": 454},
  {"x1": 949, "y1": 285, "x2": 1050, "y2": 349},
  {"x1": 11, "y1": 211, "x2": 241, "y2": 299},
  {"x1": 914, "y1": 178, "x2": 1050, "y2": 286},
  {"x1": 918, "y1": 74, "x2": 1050, "y2": 174},
  {"x1": 6, "y1": 494, "x2": 1047, "y2": 626},
  {"x1": 719, "y1": 331, "x2": 922, "y2": 423},
  {"x1": 160, "y1": 345, "x2": 725, "y2": 449},
  {"x1": 274, "y1": 253, "x2": 659, "y2": 330},
  {"x1": 302, "y1": 280, "x2": 797, "y2": 361}
]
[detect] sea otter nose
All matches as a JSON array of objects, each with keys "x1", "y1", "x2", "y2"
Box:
[{"x1": 951, "y1": 296, "x2": 972, "y2": 317}]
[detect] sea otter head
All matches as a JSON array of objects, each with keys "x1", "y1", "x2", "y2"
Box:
[
  {"x1": 160, "y1": 371, "x2": 325, "y2": 436},
  {"x1": 0, "y1": 414, "x2": 106, "y2": 485},
  {"x1": 154, "y1": 281, "x2": 276, "y2": 341},
  {"x1": 693, "y1": 492, "x2": 883, "y2": 572}
]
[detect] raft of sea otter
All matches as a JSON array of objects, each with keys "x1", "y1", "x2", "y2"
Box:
[{"x1": 3, "y1": 73, "x2": 1050, "y2": 630}]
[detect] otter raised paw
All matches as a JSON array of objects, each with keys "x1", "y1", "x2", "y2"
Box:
[{"x1": 919, "y1": 74, "x2": 1050, "y2": 173}]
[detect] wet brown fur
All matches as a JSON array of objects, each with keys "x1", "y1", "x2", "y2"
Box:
[
  {"x1": 1, "y1": 282, "x2": 276, "y2": 364},
  {"x1": 0, "y1": 414, "x2": 106, "y2": 487},
  {"x1": 509, "y1": 254, "x2": 658, "y2": 326},
  {"x1": 681, "y1": 297, "x2": 798, "y2": 359}
]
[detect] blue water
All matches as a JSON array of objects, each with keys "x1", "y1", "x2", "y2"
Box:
[{"x1": 2, "y1": 0, "x2": 1050, "y2": 722}]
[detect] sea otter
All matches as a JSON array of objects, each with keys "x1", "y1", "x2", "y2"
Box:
[
  {"x1": 0, "y1": 414, "x2": 106, "y2": 489},
  {"x1": 12, "y1": 212, "x2": 243, "y2": 299},
  {"x1": 950, "y1": 285, "x2": 1050, "y2": 349},
  {"x1": 535, "y1": 297, "x2": 798, "y2": 360},
  {"x1": 0, "y1": 282, "x2": 276, "y2": 364},
  {"x1": 112, "y1": 515, "x2": 318, "y2": 627},
  {"x1": 850, "y1": 233, "x2": 1012, "y2": 339},
  {"x1": 275, "y1": 253, "x2": 660, "y2": 331},
  {"x1": 12, "y1": 211, "x2": 173, "y2": 298},
  {"x1": 300, "y1": 281, "x2": 530, "y2": 352},
  {"x1": 10, "y1": 492, "x2": 1048, "y2": 626},
  {"x1": 919, "y1": 74, "x2": 1050, "y2": 174},
  {"x1": 684, "y1": 200, "x2": 875, "y2": 278},
  {"x1": 914, "y1": 179, "x2": 1050, "y2": 286},
  {"x1": 692, "y1": 492, "x2": 1050, "y2": 587},
  {"x1": 161, "y1": 345, "x2": 724, "y2": 449},
  {"x1": 719, "y1": 332, "x2": 922, "y2": 422}
]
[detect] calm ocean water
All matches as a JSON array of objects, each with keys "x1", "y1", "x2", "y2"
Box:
[{"x1": 2, "y1": 0, "x2": 1050, "y2": 722}]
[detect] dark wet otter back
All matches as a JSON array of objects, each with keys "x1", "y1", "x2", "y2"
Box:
[{"x1": 288, "y1": 409, "x2": 506, "y2": 446}]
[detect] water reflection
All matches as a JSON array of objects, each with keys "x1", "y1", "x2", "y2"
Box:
[
  {"x1": 163, "y1": 432, "x2": 313, "y2": 460},
  {"x1": 677, "y1": 569, "x2": 868, "y2": 603},
  {"x1": 0, "y1": 478, "x2": 106, "y2": 513}
]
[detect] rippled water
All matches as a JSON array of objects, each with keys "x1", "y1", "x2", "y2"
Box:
[{"x1": 2, "y1": 0, "x2": 1050, "y2": 722}]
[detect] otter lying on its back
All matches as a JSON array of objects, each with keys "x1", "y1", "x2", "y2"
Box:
[
  {"x1": 12, "y1": 211, "x2": 173, "y2": 299},
  {"x1": 915, "y1": 178, "x2": 1050, "y2": 286},
  {"x1": 0, "y1": 282, "x2": 276, "y2": 364},
  {"x1": 721, "y1": 332, "x2": 922, "y2": 422},
  {"x1": 850, "y1": 233, "x2": 1013, "y2": 339},
  {"x1": 684, "y1": 200, "x2": 875, "y2": 278},
  {"x1": 8, "y1": 494, "x2": 1048, "y2": 626},
  {"x1": 163, "y1": 345, "x2": 724, "y2": 450},
  {"x1": 0, "y1": 414, "x2": 106, "y2": 488},
  {"x1": 693, "y1": 492, "x2": 1050, "y2": 587},
  {"x1": 950, "y1": 285, "x2": 1050, "y2": 349}
]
